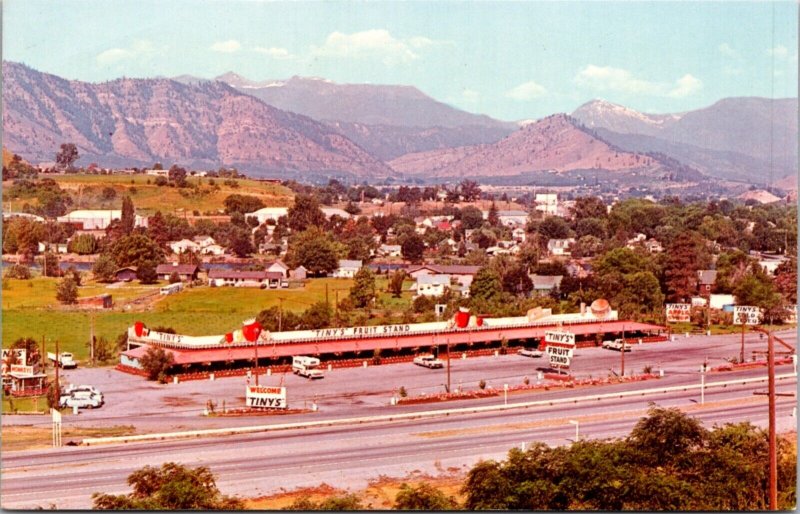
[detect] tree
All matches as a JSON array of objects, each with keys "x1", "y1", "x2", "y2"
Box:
[
  {"x1": 302, "y1": 301, "x2": 332, "y2": 329},
  {"x1": 388, "y1": 270, "x2": 406, "y2": 298},
  {"x1": 5, "y1": 264, "x2": 31, "y2": 280},
  {"x1": 538, "y1": 216, "x2": 572, "y2": 240},
  {"x1": 401, "y1": 233, "x2": 426, "y2": 263},
  {"x1": 571, "y1": 196, "x2": 607, "y2": 220},
  {"x1": 349, "y1": 267, "x2": 376, "y2": 308},
  {"x1": 774, "y1": 259, "x2": 797, "y2": 305},
  {"x1": 109, "y1": 234, "x2": 164, "y2": 268},
  {"x1": 67, "y1": 233, "x2": 98, "y2": 254},
  {"x1": 223, "y1": 194, "x2": 265, "y2": 215},
  {"x1": 459, "y1": 179, "x2": 482, "y2": 202},
  {"x1": 629, "y1": 405, "x2": 706, "y2": 466},
  {"x1": 55, "y1": 143, "x2": 79, "y2": 170},
  {"x1": 470, "y1": 267, "x2": 503, "y2": 302},
  {"x1": 487, "y1": 201, "x2": 500, "y2": 227},
  {"x1": 120, "y1": 196, "x2": 136, "y2": 235},
  {"x1": 501, "y1": 263, "x2": 533, "y2": 297},
  {"x1": 92, "y1": 462, "x2": 242, "y2": 510},
  {"x1": 11, "y1": 337, "x2": 42, "y2": 366},
  {"x1": 137, "y1": 260, "x2": 159, "y2": 284},
  {"x1": 168, "y1": 165, "x2": 188, "y2": 187},
  {"x1": 287, "y1": 194, "x2": 326, "y2": 232},
  {"x1": 168, "y1": 271, "x2": 181, "y2": 284},
  {"x1": 139, "y1": 347, "x2": 174, "y2": 381},
  {"x1": 287, "y1": 228, "x2": 339, "y2": 276},
  {"x1": 733, "y1": 271, "x2": 784, "y2": 320},
  {"x1": 284, "y1": 493, "x2": 363, "y2": 511},
  {"x1": 663, "y1": 231, "x2": 711, "y2": 302},
  {"x1": 226, "y1": 226, "x2": 254, "y2": 257},
  {"x1": 38, "y1": 252, "x2": 62, "y2": 277},
  {"x1": 92, "y1": 254, "x2": 118, "y2": 283},
  {"x1": 56, "y1": 276, "x2": 78, "y2": 304},
  {"x1": 394, "y1": 482, "x2": 459, "y2": 510},
  {"x1": 460, "y1": 205, "x2": 484, "y2": 230}
]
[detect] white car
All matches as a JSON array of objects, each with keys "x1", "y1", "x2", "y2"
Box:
[
  {"x1": 518, "y1": 348, "x2": 543, "y2": 358},
  {"x1": 59, "y1": 391, "x2": 104, "y2": 409},
  {"x1": 62, "y1": 384, "x2": 101, "y2": 396},
  {"x1": 413, "y1": 354, "x2": 444, "y2": 369}
]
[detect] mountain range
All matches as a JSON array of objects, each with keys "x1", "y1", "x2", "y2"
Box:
[{"x1": 2, "y1": 61, "x2": 796, "y2": 188}]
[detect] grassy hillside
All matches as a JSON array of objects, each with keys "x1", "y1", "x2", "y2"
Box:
[
  {"x1": 51, "y1": 174, "x2": 293, "y2": 214},
  {"x1": 2, "y1": 147, "x2": 15, "y2": 168}
]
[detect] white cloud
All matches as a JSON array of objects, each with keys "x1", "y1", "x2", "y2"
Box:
[
  {"x1": 667, "y1": 74, "x2": 703, "y2": 98},
  {"x1": 211, "y1": 40, "x2": 241, "y2": 53},
  {"x1": 767, "y1": 45, "x2": 789, "y2": 58},
  {"x1": 718, "y1": 43, "x2": 738, "y2": 58},
  {"x1": 96, "y1": 40, "x2": 158, "y2": 65},
  {"x1": 310, "y1": 29, "x2": 445, "y2": 66},
  {"x1": 505, "y1": 81, "x2": 548, "y2": 101},
  {"x1": 574, "y1": 65, "x2": 702, "y2": 98},
  {"x1": 253, "y1": 46, "x2": 293, "y2": 60}
]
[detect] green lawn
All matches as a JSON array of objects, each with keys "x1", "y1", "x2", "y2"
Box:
[
  {"x1": 2, "y1": 277, "x2": 161, "y2": 310},
  {"x1": 2, "y1": 277, "x2": 416, "y2": 361}
]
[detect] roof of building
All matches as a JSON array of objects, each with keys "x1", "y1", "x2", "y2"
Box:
[
  {"x1": 58, "y1": 210, "x2": 121, "y2": 219},
  {"x1": 407, "y1": 264, "x2": 481, "y2": 275},
  {"x1": 697, "y1": 270, "x2": 718, "y2": 285},
  {"x1": 156, "y1": 264, "x2": 199, "y2": 275},
  {"x1": 530, "y1": 275, "x2": 564, "y2": 290},
  {"x1": 114, "y1": 266, "x2": 138, "y2": 273},
  {"x1": 498, "y1": 210, "x2": 528, "y2": 216},
  {"x1": 338, "y1": 260, "x2": 363, "y2": 269},
  {"x1": 417, "y1": 274, "x2": 452, "y2": 286}
]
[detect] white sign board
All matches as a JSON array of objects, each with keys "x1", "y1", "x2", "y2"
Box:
[
  {"x1": 733, "y1": 305, "x2": 762, "y2": 326},
  {"x1": 546, "y1": 345, "x2": 573, "y2": 368},
  {"x1": 545, "y1": 331, "x2": 575, "y2": 346},
  {"x1": 9, "y1": 364, "x2": 34, "y2": 375},
  {"x1": 246, "y1": 385, "x2": 287, "y2": 409},
  {"x1": 1, "y1": 349, "x2": 27, "y2": 375},
  {"x1": 665, "y1": 303, "x2": 691, "y2": 323}
]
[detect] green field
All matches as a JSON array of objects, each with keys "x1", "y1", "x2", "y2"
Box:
[
  {"x1": 4, "y1": 174, "x2": 293, "y2": 215},
  {"x1": 2, "y1": 277, "x2": 415, "y2": 362}
]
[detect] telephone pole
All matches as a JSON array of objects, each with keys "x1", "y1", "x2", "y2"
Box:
[
  {"x1": 253, "y1": 336, "x2": 259, "y2": 387},
  {"x1": 90, "y1": 312, "x2": 96, "y2": 367},
  {"x1": 767, "y1": 329, "x2": 777, "y2": 510},
  {"x1": 620, "y1": 325, "x2": 625, "y2": 377},
  {"x1": 278, "y1": 297, "x2": 284, "y2": 332}
]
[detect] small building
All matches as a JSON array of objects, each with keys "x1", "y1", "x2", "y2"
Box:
[
  {"x1": 156, "y1": 263, "x2": 199, "y2": 282},
  {"x1": 290, "y1": 266, "x2": 308, "y2": 280},
  {"x1": 209, "y1": 270, "x2": 269, "y2": 287},
  {"x1": 113, "y1": 267, "x2": 138, "y2": 282},
  {"x1": 697, "y1": 270, "x2": 718, "y2": 297},
  {"x1": 512, "y1": 227, "x2": 527, "y2": 242},
  {"x1": 547, "y1": 238, "x2": 575, "y2": 257},
  {"x1": 497, "y1": 210, "x2": 529, "y2": 227},
  {"x1": 332, "y1": 260, "x2": 363, "y2": 278},
  {"x1": 37, "y1": 242, "x2": 68, "y2": 254},
  {"x1": 378, "y1": 244, "x2": 402, "y2": 257},
  {"x1": 644, "y1": 239, "x2": 664, "y2": 253},
  {"x1": 201, "y1": 244, "x2": 226, "y2": 256},
  {"x1": 407, "y1": 264, "x2": 481, "y2": 280},
  {"x1": 413, "y1": 274, "x2": 452, "y2": 297},
  {"x1": 5, "y1": 371, "x2": 47, "y2": 396},
  {"x1": 57, "y1": 210, "x2": 148, "y2": 230},
  {"x1": 530, "y1": 275, "x2": 563, "y2": 296},
  {"x1": 77, "y1": 294, "x2": 113, "y2": 309},
  {"x1": 709, "y1": 294, "x2": 735, "y2": 310},
  {"x1": 169, "y1": 239, "x2": 200, "y2": 254},
  {"x1": 265, "y1": 260, "x2": 290, "y2": 278},
  {"x1": 534, "y1": 193, "x2": 559, "y2": 215}
]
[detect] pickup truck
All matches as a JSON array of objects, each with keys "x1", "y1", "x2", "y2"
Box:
[
  {"x1": 413, "y1": 354, "x2": 444, "y2": 369},
  {"x1": 48, "y1": 352, "x2": 77, "y2": 369},
  {"x1": 292, "y1": 356, "x2": 325, "y2": 379},
  {"x1": 518, "y1": 348, "x2": 543, "y2": 358},
  {"x1": 602, "y1": 339, "x2": 631, "y2": 352}
]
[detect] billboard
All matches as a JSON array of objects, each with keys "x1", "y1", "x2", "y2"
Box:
[
  {"x1": 1, "y1": 349, "x2": 27, "y2": 375},
  {"x1": 545, "y1": 331, "x2": 575, "y2": 346},
  {"x1": 665, "y1": 303, "x2": 691, "y2": 323},
  {"x1": 546, "y1": 345, "x2": 573, "y2": 369},
  {"x1": 733, "y1": 305, "x2": 762, "y2": 326},
  {"x1": 246, "y1": 385, "x2": 287, "y2": 409}
]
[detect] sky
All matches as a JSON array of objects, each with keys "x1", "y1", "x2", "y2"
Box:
[{"x1": 3, "y1": 0, "x2": 797, "y2": 121}]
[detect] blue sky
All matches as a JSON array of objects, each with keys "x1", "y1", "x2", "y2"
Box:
[{"x1": 3, "y1": 0, "x2": 797, "y2": 121}]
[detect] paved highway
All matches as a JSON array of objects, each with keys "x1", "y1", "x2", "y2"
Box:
[
  {"x1": 1, "y1": 368, "x2": 795, "y2": 509},
  {"x1": 4, "y1": 330, "x2": 793, "y2": 434}
]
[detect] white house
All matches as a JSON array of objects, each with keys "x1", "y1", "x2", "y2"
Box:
[
  {"x1": 265, "y1": 260, "x2": 290, "y2": 278},
  {"x1": 414, "y1": 274, "x2": 451, "y2": 297},
  {"x1": 534, "y1": 193, "x2": 558, "y2": 215},
  {"x1": 57, "y1": 210, "x2": 148, "y2": 230},
  {"x1": 192, "y1": 235, "x2": 217, "y2": 249},
  {"x1": 144, "y1": 169, "x2": 169, "y2": 177},
  {"x1": 378, "y1": 244, "x2": 402, "y2": 257},
  {"x1": 201, "y1": 244, "x2": 226, "y2": 256},
  {"x1": 332, "y1": 260, "x2": 362, "y2": 278},
  {"x1": 547, "y1": 238, "x2": 575, "y2": 256},
  {"x1": 37, "y1": 242, "x2": 68, "y2": 254},
  {"x1": 170, "y1": 239, "x2": 200, "y2": 254},
  {"x1": 245, "y1": 207, "x2": 289, "y2": 225}
]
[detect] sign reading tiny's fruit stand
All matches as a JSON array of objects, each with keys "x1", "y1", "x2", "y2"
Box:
[
  {"x1": 246, "y1": 385, "x2": 287, "y2": 409},
  {"x1": 545, "y1": 330, "x2": 575, "y2": 370},
  {"x1": 733, "y1": 305, "x2": 762, "y2": 326}
]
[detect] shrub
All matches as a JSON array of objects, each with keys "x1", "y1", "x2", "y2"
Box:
[
  {"x1": 56, "y1": 276, "x2": 78, "y2": 304},
  {"x1": 5, "y1": 264, "x2": 31, "y2": 280},
  {"x1": 478, "y1": 379, "x2": 487, "y2": 390},
  {"x1": 399, "y1": 386, "x2": 408, "y2": 398}
]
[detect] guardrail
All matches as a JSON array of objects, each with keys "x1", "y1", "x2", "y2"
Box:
[{"x1": 82, "y1": 372, "x2": 796, "y2": 446}]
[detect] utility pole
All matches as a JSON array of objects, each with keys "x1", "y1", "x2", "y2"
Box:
[
  {"x1": 740, "y1": 319, "x2": 746, "y2": 364},
  {"x1": 90, "y1": 312, "x2": 96, "y2": 367},
  {"x1": 253, "y1": 335, "x2": 259, "y2": 386},
  {"x1": 620, "y1": 326, "x2": 625, "y2": 377},
  {"x1": 54, "y1": 339, "x2": 60, "y2": 405},
  {"x1": 768, "y1": 329, "x2": 777, "y2": 510},
  {"x1": 41, "y1": 335, "x2": 46, "y2": 373},
  {"x1": 325, "y1": 283, "x2": 329, "y2": 309},
  {"x1": 446, "y1": 337, "x2": 451, "y2": 393}
]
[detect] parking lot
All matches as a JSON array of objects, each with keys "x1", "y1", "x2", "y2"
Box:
[{"x1": 3, "y1": 329, "x2": 794, "y2": 434}]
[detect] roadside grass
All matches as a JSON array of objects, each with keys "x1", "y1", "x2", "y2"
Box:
[
  {"x1": 0, "y1": 425, "x2": 136, "y2": 452},
  {"x1": 3, "y1": 277, "x2": 415, "y2": 360},
  {"x1": 2, "y1": 395, "x2": 50, "y2": 414},
  {"x1": 3, "y1": 174, "x2": 293, "y2": 215}
]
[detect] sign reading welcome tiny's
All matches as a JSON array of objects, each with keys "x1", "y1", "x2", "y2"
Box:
[
  {"x1": 544, "y1": 330, "x2": 575, "y2": 370},
  {"x1": 246, "y1": 385, "x2": 287, "y2": 409}
]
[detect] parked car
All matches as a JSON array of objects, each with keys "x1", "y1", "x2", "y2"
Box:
[
  {"x1": 602, "y1": 339, "x2": 631, "y2": 352},
  {"x1": 413, "y1": 354, "x2": 444, "y2": 369},
  {"x1": 59, "y1": 390, "x2": 104, "y2": 409},
  {"x1": 518, "y1": 348, "x2": 543, "y2": 358}
]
